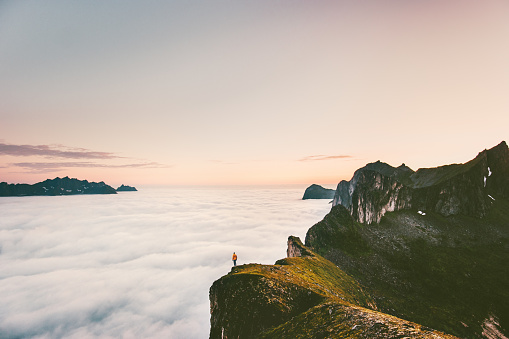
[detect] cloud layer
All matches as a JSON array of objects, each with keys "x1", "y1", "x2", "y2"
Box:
[
  {"x1": 11, "y1": 161, "x2": 168, "y2": 173},
  {"x1": 0, "y1": 186, "x2": 332, "y2": 338}
]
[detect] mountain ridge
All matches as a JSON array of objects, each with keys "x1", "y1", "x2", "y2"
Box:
[
  {"x1": 0, "y1": 176, "x2": 117, "y2": 196},
  {"x1": 332, "y1": 141, "x2": 508, "y2": 224}
]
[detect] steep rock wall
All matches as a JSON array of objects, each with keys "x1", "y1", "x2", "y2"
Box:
[
  {"x1": 485, "y1": 140, "x2": 509, "y2": 199},
  {"x1": 332, "y1": 141, "x2": 509, "y2": 224},
  {"x1": 351, "y1": 170, "x2": 413, "y2": 224}
]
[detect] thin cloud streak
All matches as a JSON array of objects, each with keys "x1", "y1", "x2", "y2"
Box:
[
  {"x1": 298, "y1": 155, "x2": 353, "y2": 162},
  {"x1": 0, "y1": 143, "x2": 122, "y2": 160},
  {"x1": 11, "y1": 161, "x2": 170, "y2": 173}
]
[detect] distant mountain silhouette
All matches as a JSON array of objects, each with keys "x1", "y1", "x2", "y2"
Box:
[
  {"x1": 0, "y1": 177, "x2": 117, "y2": 196},
  {"x1": 116, "y1": 184, "x2": 137, "y2": 191},
  {"x1": 302, "y1": 184, "x2": 335, "y2": 200}
]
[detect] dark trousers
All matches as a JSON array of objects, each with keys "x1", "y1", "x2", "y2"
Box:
[{"x1": 233, "y1": 260, "x2": 237, "y2": 266}]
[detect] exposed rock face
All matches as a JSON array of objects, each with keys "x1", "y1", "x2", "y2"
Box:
[
  {"x1": 116, "y1": 184, "x2": 137, "y2": 191},
  {"x1": 302, "y1": 184, "x2": 335, "y2": 200},
  {"x1": 350, "y1": 170, "x2": 413, "y2": 224},
  {"x1": 0, "y1": 177, "x2": 117, "y2": 196},
  {"x1": 209, "y1": 237, "x2": 458, "y2": 339},
  {"x1": 332, "y1": 162, "x2": 413, "y2": 208},
  {"x1": 287, "y1": 235, "x2": 312, "y2": 258},
  {"x1": 484, "y1": 140, "x2": 509, "y2": 199},
  {"x1": 333, "y1": 141, "x2": 509, "y2": 224}
]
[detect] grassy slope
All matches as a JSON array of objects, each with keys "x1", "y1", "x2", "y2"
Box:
[
  {"x1": 306, "y1": 198, "x2": 509, "y2": 338},
  {"x1": 210, "y1": 238, "x2": 459, "y2": 338},
  {"x1": 260, "y1": 301, "x2": 458, "y2": 339}
]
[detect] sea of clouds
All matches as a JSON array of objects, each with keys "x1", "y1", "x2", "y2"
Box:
[{"x1": 0, "y1": 186, "x2": 332, "y2": 338}]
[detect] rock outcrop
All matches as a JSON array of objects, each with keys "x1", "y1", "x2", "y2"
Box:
[
  {"x1": 0, "y1": 177, "x2": 117, "y2": 196},
  {"x1": 333, "y1": 141, "x2": 509, "y2": 224},
  {"x1": 302, "y1": 184, "x2": 335, "y2": 200},
  {"x1": 116, "y1": 184, "x2": 137, "y2": 192},
  {"x1": 287, "y1": 235, "x2": 312, "y2": 258},
  {"x1": 209, "y1": 237, "x2": 458, "y2": 339}
]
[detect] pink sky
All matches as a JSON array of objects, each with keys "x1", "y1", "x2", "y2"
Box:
[{"x1": 1, "y1": 1, "x2": 508, "y2": 187}]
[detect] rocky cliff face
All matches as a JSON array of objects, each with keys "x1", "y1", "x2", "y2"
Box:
[
  {"x1": 287, "y1": 236, "x2": 312, "y2": 257},
  {"x1": 333, "y1": 141, "x2": 509, "y2": 224},
  {"x1": 302, "y1": 184, "x2": 335, "y2": 200},
  {"x1": 350, "y1": 170, "x2": 413, "y2": 224},
  {"x1": 483, "y1": 140, "x2": 509, "y2": 199}
]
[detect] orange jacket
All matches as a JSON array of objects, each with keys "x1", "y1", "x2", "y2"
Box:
[{"x1": 232, "y1": 253, "x2": 237, "y2": 261}]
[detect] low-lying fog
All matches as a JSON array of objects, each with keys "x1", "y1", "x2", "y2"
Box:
[{"x1": 0, "y1": 186, "x2": 331, "y2": 338}]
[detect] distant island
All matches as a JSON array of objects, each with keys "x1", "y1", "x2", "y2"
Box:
[
  {"x1": 0, "y1": 177, "x2": 117, "y2": 196},
  {"x1": 116, "y1": 184, "x2": 137, "y2": 192},
  {"x1": 302, "y1": 184, "x2": 335, "y2": 200}
]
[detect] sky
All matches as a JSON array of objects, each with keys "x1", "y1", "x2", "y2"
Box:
[{"x1": 1, "y1": 0, "x2": 508, "y2": 186}]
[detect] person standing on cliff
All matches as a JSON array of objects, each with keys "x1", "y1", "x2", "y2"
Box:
[{"x1": 232, "y1": 252, "x2": 237, "y2": 266}]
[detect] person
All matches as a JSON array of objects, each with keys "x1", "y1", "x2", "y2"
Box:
[{"x1": 232, "y1": 252, "x2": 237, "y2": 266}]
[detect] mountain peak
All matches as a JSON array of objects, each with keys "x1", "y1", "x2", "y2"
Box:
[{"x1": 492, "y1": 140, "x2": 507, "y2": 149}]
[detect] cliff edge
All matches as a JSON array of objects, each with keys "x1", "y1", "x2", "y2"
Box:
[{"x1": 209, "y1": 237, "x2": 458, "y2": 339}]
